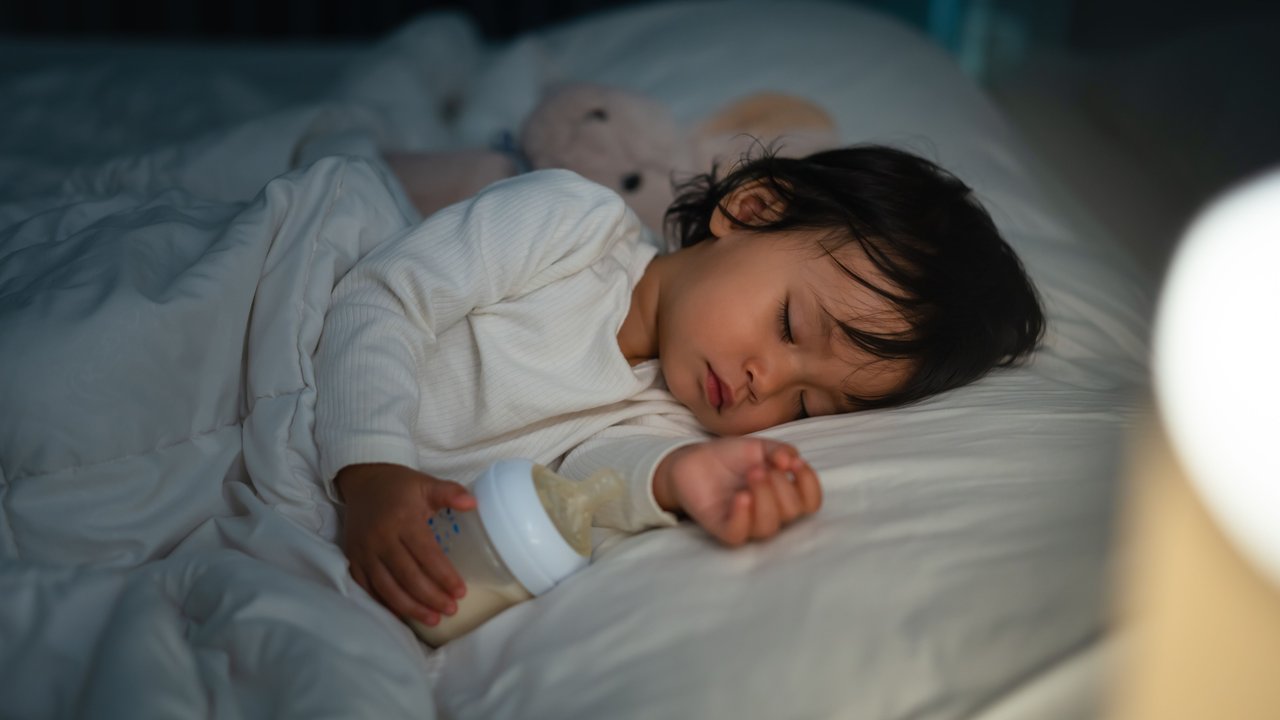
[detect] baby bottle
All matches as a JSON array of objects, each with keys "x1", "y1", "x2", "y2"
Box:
[{"x1": 411, "y1": 459, "x2": 623, "y2": 647}]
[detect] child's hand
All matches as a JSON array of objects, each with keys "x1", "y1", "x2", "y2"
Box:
[
  {"x1": 654, "y1": 439, "x2": 822, "y2": 546},
  {"x1": 335, "y1": 463, "x2": 476, "y2": 627}
]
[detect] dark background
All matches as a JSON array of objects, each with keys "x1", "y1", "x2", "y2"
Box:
[
  {"x1": 3, "y1": 0, "x2": 1276, "y2": 272},
  {"x1": 0, "y1": 0, "x2": 1272, "y2": 47}
]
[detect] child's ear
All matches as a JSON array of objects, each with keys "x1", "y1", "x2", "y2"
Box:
[{"x1": 709, "y1": 182, "x2": 784, "y2": 238}]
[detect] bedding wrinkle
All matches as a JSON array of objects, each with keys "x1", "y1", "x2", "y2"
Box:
[
  {"x1": 964, "y1": 631, "x2": 1109, "y2": 720},
  {"x1": 0, "y1": 466, "x2": 16, "y2": 560},
  {"x1": 241, "y1": 156, "x2": 417, "y2": 537},
  {"x1": 3, "y1": 425, "x2": 246, "y2": 568},
  {"x1": 244, "y1": 383, "x2": 308, "y2": 407},
  {"x1": 2, "y1": 418, "x2": 243, "y2": 484},
  {"x1": 243, "y1": 155, "x2": 340, "y2": 411}
]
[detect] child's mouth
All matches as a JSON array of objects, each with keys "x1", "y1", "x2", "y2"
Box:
[{"x1": 705, "y1": 364, "x2": 731, "y2": 411}]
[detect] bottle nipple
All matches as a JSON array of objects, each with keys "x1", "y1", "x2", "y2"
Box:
[{"x1": 531, "y1": 464, "x2": 625, "y2": 556}]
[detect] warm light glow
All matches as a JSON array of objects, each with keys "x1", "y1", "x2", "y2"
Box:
[{"x1": 1154, "y1": 168, "x2": 1280, "y2": 587}]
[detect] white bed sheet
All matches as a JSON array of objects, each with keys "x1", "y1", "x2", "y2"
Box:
[
  {"x1": 0, "y1": 2, "x2": 1151, "y2": 719},
  {"x1": 969, "y1": 636, "x2": 1113, "y2": 720}
]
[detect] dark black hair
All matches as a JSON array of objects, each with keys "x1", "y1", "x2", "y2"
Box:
[{"x1": 664, "y1": 143, "x2": 1045, "y2": 411}]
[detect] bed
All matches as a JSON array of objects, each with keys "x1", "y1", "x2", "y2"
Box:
[{"x1": 0, "y1": 2, "x2": 1152, "y2": 718}]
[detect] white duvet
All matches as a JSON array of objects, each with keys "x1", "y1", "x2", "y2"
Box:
[
  {"x1": 0, "y1": 2, "x2": 1151, "y2": 719},
  {"x1": 1, "y1": 157, "x2": 438, "y2": 717}
]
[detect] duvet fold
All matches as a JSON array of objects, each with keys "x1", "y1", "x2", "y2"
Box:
[{"x1": 0, "y1": 156, "x2": 431, "y2": 717}]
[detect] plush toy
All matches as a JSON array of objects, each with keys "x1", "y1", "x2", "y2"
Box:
[{"x1": 384, "y1": 83, "x2": 839, "y2": 242}]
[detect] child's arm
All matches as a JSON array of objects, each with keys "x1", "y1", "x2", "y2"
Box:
[
  {"x1": 557, "y1": 430, "x2": 821, "y2": 543},
  {"x1": 315, "y1": 170, "x2": 638, "y2": 624},
  {"x1": 653, "y1": 439, "x2": 822, "y2": 545},
  {"x1": 316, "y1": 169, "x2": 636, "y2": 494}
]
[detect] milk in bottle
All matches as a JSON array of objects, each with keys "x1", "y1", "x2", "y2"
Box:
[{"x1": 410, "y1": 459, "x2": 622, "y2": 646}]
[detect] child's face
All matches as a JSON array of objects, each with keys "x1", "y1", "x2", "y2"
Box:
[{"x1": 656, "y1": 227, "x2": 913, "y2": 436}]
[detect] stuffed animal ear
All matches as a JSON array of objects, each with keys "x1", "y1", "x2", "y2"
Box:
[
  {"x1": 691, "y1": 93, "x2": 840, "y2": 173},
  {"x1": 521, "y1": 83, "x2": 690, "y2": 238}
]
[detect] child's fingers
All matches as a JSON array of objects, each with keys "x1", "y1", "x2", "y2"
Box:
[
  {"x1": 428, "y1": 480, "x2": 477, "y2": 512},
  {"x1": 748, "y1": 468, "x2": 781, "y2": 540},
  {"x1": 405, "y1": 528, "x2": 467, "y2": 600},
  {"x1": 715, "y1": 491, "x2": 753, "y2": 547},
  {"x1": 794, "y1": 459, "x2": 822, "y2": 513},
  {"x1": 369, "y1": 558, "x2": 439, "y2": 627},
  {"x1": 389, "y1": 540, "x2": 460, "y2": 616},
  {"x1": 763, "y1": 440, "x2": 799, "y2": 470},
  {"x1": 768, "y1": 467, "x2": 805, "y2": 524},
  {"x1": 349, "y1": 563, "x2": 372, "y2": 596},
  {"x1": 362, "y1": 576, "x2": 398, "y2": 621}
]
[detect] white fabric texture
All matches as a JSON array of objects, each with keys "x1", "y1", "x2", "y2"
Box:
[
  {"x1": 315, "y1": 168, "x2": 697, "y2": 531},
  {"x1": 0, "y1": 2, "x2": 1152, "y2": 719},
  {"x1": 1, "y1": 157, "x2": 437, "y2": 718}
]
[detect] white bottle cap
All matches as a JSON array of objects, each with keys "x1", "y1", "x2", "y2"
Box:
[{"x1": 473, "y1": 459, "x2": 588, "y2": 596}]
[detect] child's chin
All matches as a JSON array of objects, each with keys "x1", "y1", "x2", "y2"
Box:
[
  {"x1": 687, "y1": 407, "x2": 726, "y2": 436},
  {"x1": 695, "y1": 412, "x2": 747, "y2": 438}
]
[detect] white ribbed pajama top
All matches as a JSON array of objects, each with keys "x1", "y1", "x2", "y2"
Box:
[{"x1": 314, "y1": 169, "x2": 707, "y2": 532}]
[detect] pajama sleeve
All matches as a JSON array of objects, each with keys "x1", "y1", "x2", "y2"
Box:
[
  {"x1": 556, "y1": 418, "x2": 708, "y2": 533},
  {"x1": 314, "y1": 169, "x2": 634, "y2": 501}
]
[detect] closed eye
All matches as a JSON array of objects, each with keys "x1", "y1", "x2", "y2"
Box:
[
  {"x1": 777, "y1": 297, "x2": 809, "y2": 419},
  {"x1": 777, "y1": 298, "x2": 795, "y2": 344}
]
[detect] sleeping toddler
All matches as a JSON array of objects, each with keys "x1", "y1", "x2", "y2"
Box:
[{"x1": 315, "y1": 145, "x2": 1045, "y2": 629}]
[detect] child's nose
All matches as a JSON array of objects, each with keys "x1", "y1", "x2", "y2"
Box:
[{"x1": 744, "y1": 353, "x2": 796, "y2": 400}]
